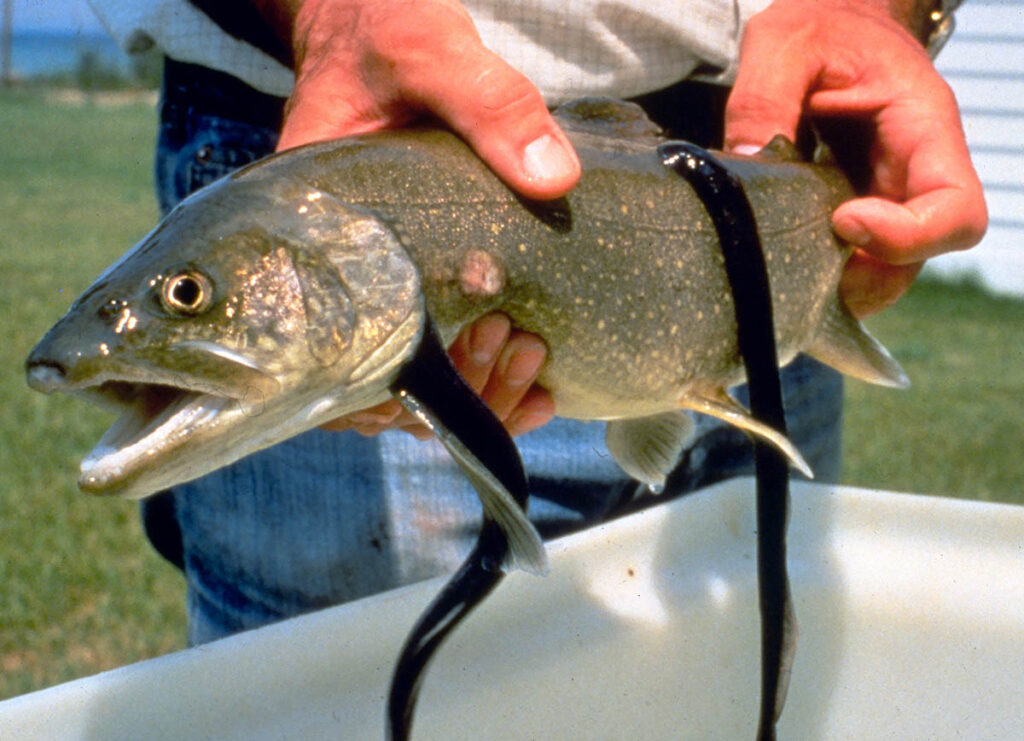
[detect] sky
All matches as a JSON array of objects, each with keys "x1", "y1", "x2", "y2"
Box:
[{"x1": 11, "y1": 0, "x2": 104, "y2": 33}]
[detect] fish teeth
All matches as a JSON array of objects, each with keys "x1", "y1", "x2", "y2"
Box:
[{"x1": 78, "y1": 391, "x2": 228, "y2": 494}]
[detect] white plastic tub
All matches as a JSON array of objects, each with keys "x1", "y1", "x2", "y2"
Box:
[{"x1": 2, "y1": 478, "x2": 1022, "y2": 739}]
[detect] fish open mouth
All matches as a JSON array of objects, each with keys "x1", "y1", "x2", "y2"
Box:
[
  {"x1": 75, "y1": 379, "x2": 236, "y2": 496},
  {"x1": 26, "y1": 337, "x2": 284, "y2": 497}
]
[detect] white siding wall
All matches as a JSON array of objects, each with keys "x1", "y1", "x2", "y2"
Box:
[{"x1": 929, "y1": 0, "x2": 1024, "y2": 296}]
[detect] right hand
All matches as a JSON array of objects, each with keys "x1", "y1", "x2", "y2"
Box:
[
  {"x1": 271, "y1": 0, "x2": 579, "y2": 437},
  {"x1": 276, "y1": 0, "x2": 580, "y2": 198}
]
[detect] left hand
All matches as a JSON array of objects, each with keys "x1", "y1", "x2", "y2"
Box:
[
  {"x1": 319, "y1": 313, "x2": 555, "y2": 439},
  {"x1": 724, "y1": 0, "x2": 987, "y2": 317}
]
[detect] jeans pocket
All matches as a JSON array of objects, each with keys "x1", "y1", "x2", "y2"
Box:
[{"x1": 156, "y1": 114, "x2": 278, "y2": 214}]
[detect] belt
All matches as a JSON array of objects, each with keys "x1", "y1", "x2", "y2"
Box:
[{"x1": 160, "y1": 58, "x2": 287, "y2": 133}]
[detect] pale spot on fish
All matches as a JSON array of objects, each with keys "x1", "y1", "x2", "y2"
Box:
[{"x1": 460, "y1": 250, "x2": 504, "y2": 297}]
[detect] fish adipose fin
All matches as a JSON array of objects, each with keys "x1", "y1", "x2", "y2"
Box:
[
  {"x1": 806, "y1": 298, "x2": 910, "y2": 389},
  {"x1": 604, "y1": 411, "x2": 695, "y2": 491},
  {"x1": 680, "y1": 389, "x2": 814, "y2": 480},
  {"x1": 391, "y1": 322, "x2": 547, "y2": 575}
]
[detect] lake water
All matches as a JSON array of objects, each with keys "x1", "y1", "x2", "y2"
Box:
[{"x1": 4, "y1": 30, "x2": 131, "y2": 79}]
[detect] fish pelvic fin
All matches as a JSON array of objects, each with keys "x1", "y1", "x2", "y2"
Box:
[
  {"x1": 806, "y1": 298, "x2": 910, "y2": 389},
  {"x1": 680, "y1": 389, "x2": 814, "y2": 479},
  {"x1": 395, "y1": 389, "x2": 548, "y2": 576},
  {"x1": 604, "y1": 411, "x2": 695, "y2": 492}
]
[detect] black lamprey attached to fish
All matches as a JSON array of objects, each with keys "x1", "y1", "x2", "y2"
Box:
[
  {"x1": 386, "y1": 320, "x2": 530, "y2": 739},
  {"x1": 662, "y1": 141, "x2": 795, "y2": 741}
]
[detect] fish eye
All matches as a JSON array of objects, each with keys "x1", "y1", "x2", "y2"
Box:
[{"x1": 160, "y1": 270, "x2": 213, "y2": 315}]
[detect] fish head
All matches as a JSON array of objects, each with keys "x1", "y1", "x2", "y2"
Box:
[{"x1": 26, "y1": 173, "x2": 424, "y2": 498}]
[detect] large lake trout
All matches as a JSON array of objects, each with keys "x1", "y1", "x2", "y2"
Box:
[
  {"x1": 27, "y1": 98, "x2": 909, "y2": 740},
  {"x1": 26, "y1": 99, "x2": 906, "y2": 571}
]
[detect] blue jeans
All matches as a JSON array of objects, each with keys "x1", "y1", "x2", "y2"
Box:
[{"x1": 151, "y1": 62, "x2": 843, "y2": 645}]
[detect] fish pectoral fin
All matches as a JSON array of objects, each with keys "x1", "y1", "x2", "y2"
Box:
[
  {"x1": 391, "y1": 321, "x2": 547, "y2": 575},
  {"x1": 604, "y1": 411, "x2": 695, "y2": 491},
  {"x1": 409, "y1": 398, "x2": 548, "y2": 576},
  {"x1": 439, "y1": 428, "x2": 548, "y2": 576},
  {"x1": 806, "y1": 298, "x2": 910, "y2": 389},
  {"x1": 681, "y1": 389, "x2": 814, "y2": 479}
]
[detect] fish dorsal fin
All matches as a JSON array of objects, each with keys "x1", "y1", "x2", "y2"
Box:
[
  {"x1": 806, "y1": 298, "x2": 910, "y2": 389},
  {"x1": 554, "y1": 97, "x2": 664, "y2": 140},
  {"x1": 390, "y1": 323, "x2": 547, "y2": 575},
  {"x1": 812, "y1": 138, "x2": 839, "y2": 166},
  {"x1": 679, "y1": 388, "x2": 814, "y2": 479},
  {"x1": 756, "y1": 135, "x2": 802, "y2": 163},
  {"x1": 604, "y1": 411, "x2": 695, "y2": 491}
]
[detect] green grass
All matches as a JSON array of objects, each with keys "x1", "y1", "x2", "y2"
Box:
[
  {"x1": 842, "y1": 277, "x2": 1024, "y2": 503},
  {"x1": 0, "y1": 87, "x2": 1021, "y2": 701},
  {"x1": 0, "y1": 88, "x2": 186, "y2": 699}
]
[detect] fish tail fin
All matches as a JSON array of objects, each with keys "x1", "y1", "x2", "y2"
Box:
[{"x1": 806, "y1": 298, "x2": 910, "y2": 389}]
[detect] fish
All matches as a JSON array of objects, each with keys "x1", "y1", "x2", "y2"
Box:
[{"x1": 25, "y1": 98, "x2": 908, "y2": 575}]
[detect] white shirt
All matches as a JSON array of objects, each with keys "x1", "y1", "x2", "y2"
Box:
[{"x1": 88, "y1": 0, "x2": 771, "y2": 101}]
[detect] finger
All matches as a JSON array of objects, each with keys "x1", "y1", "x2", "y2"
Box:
[
  {"x1": 478, "y1": 333, "x2": 547, "y2": 421},
  {"x1": 318, "y1": 399, "x2": 403, "y2": 432},
  {"x1": 723, "y1": 13, "x2": 819, "y2": 151},
  {"x1": 833, "y1": 187, "x2": 987, "y2": 264},
  {"x1": 839, "y1": 250, "x2": 923, "y2": 318},
  {"x1": 277, "y1": 80, "x2": 392, "y2": 152},
  {"x1": 397, "y1": 42, "x2": 580, "y2": 200},
  {"x1": 504, "y1": 386, "x2": 556, "y2": 437},
  {"x1": 446, "y1": 314, "x2": 512, "y2": 393}
]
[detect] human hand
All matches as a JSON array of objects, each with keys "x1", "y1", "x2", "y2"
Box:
[
  {"x1": 273, "y1": 0, "x2": 580, "y2": 198},
  {"x1": 319, "y1": 314, "x2": 555, "y2": 439},
  {"x1": 723, "y1": 0, "x2": 987, "y2": 317},
  {"x1": 261, "y1": 0, "x2": 573, "y2": 437}
]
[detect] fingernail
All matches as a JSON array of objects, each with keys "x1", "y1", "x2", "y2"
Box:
[
  {"x1": 523, "y1": 134, "x2": 576, "y2": 183},
  {"x1": 504, "y1": 341, "x2": 546, "y2": 387},
  {"x1": 507, "y1": 408, "x2": 546, "y2": 436},
  {"x1": 729, "y1": 143, "x2": 762, "y2": 157},
  {"x1": 349, "y1": 410, "x2": 399, "y2": 425},
  {"x1": 834, "y1": 219, "x2": 872, "y2": 247},
  {"x1": 469, "y1": 315, "x2": 509, "y2": 365}
]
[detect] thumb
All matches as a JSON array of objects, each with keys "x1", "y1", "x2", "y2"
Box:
[{"x1": 402, "y1": 45, "x2": 581, "y2": 200}]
